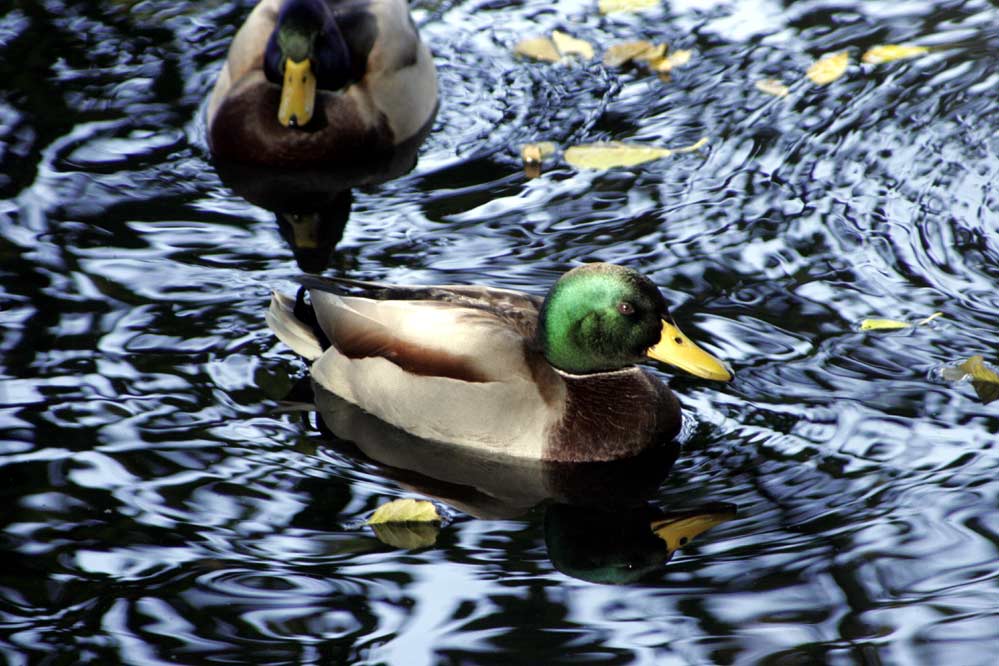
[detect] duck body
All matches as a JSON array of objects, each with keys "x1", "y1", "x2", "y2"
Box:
[
  {"x1": 267, "y1": 264, "x2": 731, "y2": 463},
  {"x1": 207, "y1": 0, "x2": 437, "y2": 167}
]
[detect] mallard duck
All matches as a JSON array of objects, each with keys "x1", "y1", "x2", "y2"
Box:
[
  {"x1": 206, "y1": 0, "x2": 438, "y2": 166},
  {"x1": 267, "y1": 263, "x2": 732, "y2": 463}
]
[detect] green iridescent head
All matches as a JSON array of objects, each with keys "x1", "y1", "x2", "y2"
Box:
[{"x1": 537, "y1": 263, "x2": 732, "y2": 380}]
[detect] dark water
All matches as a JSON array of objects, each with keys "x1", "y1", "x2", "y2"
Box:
[{"x1": 2, "y1": 0, "x2": 998, "y2": 663}]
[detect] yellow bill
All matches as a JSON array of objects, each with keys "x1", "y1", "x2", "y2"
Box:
[
  {"x1": 650, "y1": 509, "x2": 736, "y2": 554},
  {"x1": 278, "y1": 58, "x2": 316, "y2": 128},
  {"x1": 647, "y1": 320, "x2": 732, "y2": 381}
]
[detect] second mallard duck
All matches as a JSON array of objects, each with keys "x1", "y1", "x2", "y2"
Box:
[
  {"x1": 206, "y1": 0, "x2": 438, "y2": 166},
  {"x1": 267, "y1": 263, "x2": 732, "y2": 463}
]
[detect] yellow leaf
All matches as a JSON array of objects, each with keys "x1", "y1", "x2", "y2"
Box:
[
  {"x1": 521, "y1": 142, "x2": 557, "y2": 179},
  {"x1": 598, "y1": 0, "x2": 658, "y2": 14},
  {"x1": 859, "y1": 318, "x2": 911, "y2": 331},
  {"x1": 647, "y1": 48, "x2": 692, "y2": 74},
  {"x1": 755, "y1": 78, "x2": 789, "y2": 97},
  {"x1": 916, "y1": 312, "x2": 943, "y2": 326},
  {"x1": 942, "y1": 355, "x2": 999, "y2": 383},
  {"x1": 672, "y1": 136, "x2": 709, "y2": 153},
  {"x1": 940, "y1": 355, "x2": 999, "y2": 405},
  {"x1": 666, "y1": 49, "x2": 692, "y2": 68},
  {"x1": 565, "y1": 137, "x2": 708, "y2": 170},
  {"x1": 603, "y1": 41, "x2": 661, "y2": 67},
  {"x1": 514, "y1": 36, "x2": 561, "y2": 63},
  {"x1": 367, "y1": 498, "x2": 440, "y2": 525},
  {"x1": 521, "y1": 141, "x2": 556, "y2": 161},
  {"x1": 564, "y1": 143, "x2": 671, "y2": 169},
  {"x1": 807, "y1": 51, "x2": 849, "y2": 85},
  {"x1": 862, "y1": 44, "x2": 929, "y2": 65},
  {"x1": 551, "y1": 31, "x2": 595, "y2": 60},
  {"x1": 370, "y1": 522, "x2": 440, "y2": 550}
]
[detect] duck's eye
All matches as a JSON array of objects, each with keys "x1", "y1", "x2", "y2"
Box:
[{"x1": 617, "y1": 301, "x2": 635, "y2": 316}]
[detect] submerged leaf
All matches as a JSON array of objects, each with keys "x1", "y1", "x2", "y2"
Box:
[
  {"x1": 862, "y1": 44, "x2": 929, "y2": 65},
  {"x1": 603, "y1": 41, "x2": 662, "y2": 67},
  {"x1": 514, "y1": 36, "x2": 561, "y2": 63},
  {"x1": 940, "y1": 355, "x2": 999, "y2": 405},
  {"x1": 371, "y1": 523, "x2": 440, "y2": 550},
  {"x1": 755, "y1": 78, "x2": 789, "y2": 97},
  {"x1": 598, "y1": 0, "x2": 658, "y2": 14},
  {"x1": 859, "y1": 318, "x2": 911, "y2": 331},
  {"x1": 367, "y1": 498, "x2": 441, "y2": 525},
  {"x1": 807, "y1": 51, "x2": 849, "y2": 85},
  {"x1": 551, "y1": 31, "x2": 595, "y2": 60}
]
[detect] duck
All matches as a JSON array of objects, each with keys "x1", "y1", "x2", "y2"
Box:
[
  {"x1": 267, "y1": 263, "x2": 733, "y2": 463},
  {"x1": 206, "y1": 0, "x2": 438, "y2": 167}
]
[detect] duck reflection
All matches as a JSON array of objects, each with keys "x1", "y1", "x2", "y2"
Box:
[
  {"x1": 307, "y1": 383, "x2": 736, "y2": 583},
  {"x1": 211, "y1": 124, "x2": 428, "y2": 272}
]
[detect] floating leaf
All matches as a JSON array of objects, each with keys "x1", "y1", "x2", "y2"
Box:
[
  {"x1": 603, "y1": 40, "x2": 663, "y2": 67},
  {"x1": 755, "y1": 78, "x2": 789, "y2": 97},
  {"x1": 807, "y1": 51, "x2": 849, "y2": 85},
  {"x1": 940, "y1": 355, "x2": 999, "y2": 405},
  {"x1": 672, "y1": 136, "x2": 709, "y2": 153},
  {"x1": 664, "y1": 49, "x2": 692, "y2": 68},
  {"x1": 370, "y1": 522, "x2": 440, "y2": 549},
  {"x1": 565, "y1": 137, "x2": 707, "y2": 170},
  {"x1": 521, "y1": 141, "x2": 557, "y2": 179},
  {"x1": 916, "y1": 311, "x2": 943, "y2": 325},
  {"x1": 862, "y1": 44, "x2": 929, "y2": 65},
  {"x1": 860, "y1": 312, "x2": 943, "y2": 331},
  {"x1": 367, "y1": 498, "x2": 441, "y2": 525},
  {"x1": 551, "y1": 31, "x2": 594, "y2": 60},
  {"x1": 514, "y1": 36, "x2": 561, "y2": 63},
  {"x1": 860, "y1": 318, "x2": 912, "y2": 331},
  {"x1": 599, "y1": 0, "x2": 658, "y2": 14},
  {"x1": 565, "y1": 143, "x2": 671, "y2": 169}
]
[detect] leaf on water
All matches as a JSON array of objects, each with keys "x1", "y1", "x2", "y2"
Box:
[
  {"x1": 755, "y1": 78, "x2": 789, "y2": 97},
  {"x1": 370, "y1": 523, "x2": 440, "y2": 550},
  {"x1": 807, "y1": 51, "x2": 849, "y2": 85},
  {"x1": 916, "y1": 311, "x2": 943, "y2": 326},
  {"x1": 565, "y1": 137, "x2": 708, "y2": 170},
  {"x1": 565, "y1": 143, "x2": 671, "y2": 169},
  {"x1": 603, "y1": 40, "x2": 663, "y2": 67},
  {"x1": 598, "y1": 0, "x2": 658, "y2": 14},
  {"x1": 367, "y1": 498, "x2": 441, "y2": 525},
  {"x1": 551, "y1": 31, "x2": 595, "y2": 60},
  {"x1": 940, "y1": 355, "x2": 999, "y2": 405},
  {"x1": 671, "y1": 136, "x2": 709, "y2": 153},
  {"x1": 862, "y1": 44, "x2": 929, "y2": 65},
  {"x1": 521, "y1": 141, "x2": 557, "y2": 179},
  {"x1": 514, "y1": 36, "x2": 561, "y2": 63},
  {"x1": 664, "y1": 49, "x2": 692, "y2": 69},
  {"x1": 859, "y1": 318, "x2": 911, "y2": 331},
  {"x1": 860, "y1": 312, "x2": 943, "y2": 331}
]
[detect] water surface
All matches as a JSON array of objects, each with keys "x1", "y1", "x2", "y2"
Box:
[{"x1": 1, "y1": 0, "x2": 997, "y2": 664}]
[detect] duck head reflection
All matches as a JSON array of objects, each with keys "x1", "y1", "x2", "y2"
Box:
[{"x1": 305, "y1": 383, "x2": 736, "y2": 583}]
